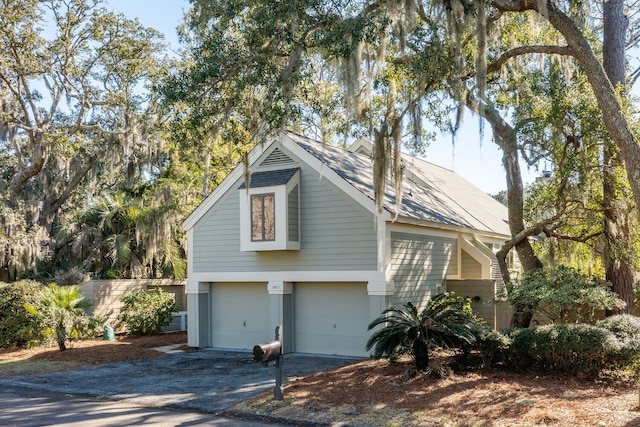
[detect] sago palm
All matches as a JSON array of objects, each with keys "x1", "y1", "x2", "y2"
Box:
[{"x1": 366, "y1": 293, "x2": 478, "y2": 371}]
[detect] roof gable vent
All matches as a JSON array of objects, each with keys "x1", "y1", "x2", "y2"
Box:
[{"x1": 259, "y1": 148, "x2": 295, "y2": 168}]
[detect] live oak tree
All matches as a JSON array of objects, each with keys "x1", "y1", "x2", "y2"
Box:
[
  {"x1": 0, "y1": 0, "x2": 175, "y2": 280},
  {"x1": 602, "y1": 0, "x2": 635, "y2": 314}
]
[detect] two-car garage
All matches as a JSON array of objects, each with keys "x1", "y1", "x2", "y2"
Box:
[{"x1": 208, "y1": 282, "x2": 370, "y2": 357}]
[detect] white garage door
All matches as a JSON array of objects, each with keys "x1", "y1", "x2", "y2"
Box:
[
  {"x1": 294, "y1": 282, "x2": 369, "y2": 357},
  {"x1": 210, "y1": 282, "x2": 271, "y2": 350}
]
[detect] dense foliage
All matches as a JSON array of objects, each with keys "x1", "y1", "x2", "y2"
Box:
[
  {"x1": 597, "y1": 314, "x2": 640, "y2": 353},
  {"x1": 118, "y1": 288, "x2": 177, "y2": 335},
  {"x1": 506, "y1": 324, "x2": 621, "y2": 376},
  {"x1": 366, "y1": 293, "x2": 479, "y2": 371},
  {"x1": 501, "y1": 266, "x2": 625, "y2": 324},
  {"x1": 464, "y1": 316, "x2": 640, "y2": 377},
  {"x1": 0, "y1": 280, "x2": 42, "y2": 348}
]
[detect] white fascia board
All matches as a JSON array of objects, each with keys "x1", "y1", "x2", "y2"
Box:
[
  {"x1": 388, "y1": 221, "x2": 464, "y2": 240},
  {"x1": 390, "y1": 215, "x2": 510, "y2": 240},
  {"x1": 280, "y1": 133, "x2": 391, "y2": 221},
  {"x1": 182, "y1": 138, "x2": 272, "y2": 231},
  {"x1": 187, "y1": 270, "x2": 385, "y2": 283}
]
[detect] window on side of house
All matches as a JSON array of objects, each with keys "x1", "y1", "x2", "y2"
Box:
[
  {"x1": 251, "y1": 193, "x2": 276, "y2": 241},
  {"x1": 239, "y1": 166, "x2": 301, "y2": 251}
]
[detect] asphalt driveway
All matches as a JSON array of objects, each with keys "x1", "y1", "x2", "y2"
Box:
[{"x1": 0, "y1": 349, "x2": 357, "y2": 415}]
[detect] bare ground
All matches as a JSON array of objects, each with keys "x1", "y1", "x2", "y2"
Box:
[{"x1": 1, "y1": 334, "x2": 639, "y2": 426}]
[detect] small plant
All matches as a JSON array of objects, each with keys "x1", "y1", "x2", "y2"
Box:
[
  {"x1": 366, "y1": 293, "x2": 478, "y2": 371},
  {"x1": 24, "y1": 283, "x2": 93, "y2": 351},
  {"x1": 119, "y1": 288, "x2": 176, "y2": 334}
]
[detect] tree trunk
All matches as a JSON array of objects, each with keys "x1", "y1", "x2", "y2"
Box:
[
  {"x1": 8, "y1": 130, "x2": 47, "y2": 197},
  {"x1": 413, "y1": 339, "x2": 429, "y2": 371},
  {"x1": 56, "y1": 323, "x2": 67, "y2": 351},
  {"x1": 602, "y1": 0, "x2": 633, "y2": 315},
  {"x1": 603, "y1": 143, "x2": 634, "y2": 315},
  {"x1": 475, "y1": 101, "x2": 543, "y2": 328}
]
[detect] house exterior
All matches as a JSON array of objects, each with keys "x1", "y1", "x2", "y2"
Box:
[{"x1": 182, "y1": 132, "x2": 511, "y2": 357}]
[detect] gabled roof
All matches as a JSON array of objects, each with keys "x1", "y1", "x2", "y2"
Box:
[
  {"x1": 183, "y1": 131, "x2": 510, "y2": 237},
  {"x1": 287, "y1": 132, "x2": 510, "y2": 237}
]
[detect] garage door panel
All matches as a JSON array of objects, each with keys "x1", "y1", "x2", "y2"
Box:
[
  {"x1": 211, "y1": 282, "x2": 271, "y2": 350},
  {"x1": 294, "y1": 282, "x2": 369, "y2": 357}
]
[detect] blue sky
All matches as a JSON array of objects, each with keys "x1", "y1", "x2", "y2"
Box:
[{"x1": 105, "y1": 0, "x2": 540, "y2": 195}]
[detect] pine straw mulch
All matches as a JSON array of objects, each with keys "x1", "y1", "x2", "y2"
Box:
[
  {"x1": 234, "y1": 354, "x2": 640, "y2": 427},
  {"x1": 2, "y1": 334, "x2": 640, "y2": 426}
]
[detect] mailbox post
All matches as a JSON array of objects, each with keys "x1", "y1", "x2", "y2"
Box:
[{"x1": 252, "y1": 325, "x2": 284, "y2": 400}]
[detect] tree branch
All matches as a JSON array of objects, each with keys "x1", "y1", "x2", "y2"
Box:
[{"x1": 486, "y1": 45, "x2": 574, "y2": 76}]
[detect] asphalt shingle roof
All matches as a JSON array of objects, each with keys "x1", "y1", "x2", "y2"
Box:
[
  {"x1": 238, "y1": 168, "x2": 300, "y2": 189},
  {"x1": 286, "y1": 132, "x2": 510, "y2": 236}
]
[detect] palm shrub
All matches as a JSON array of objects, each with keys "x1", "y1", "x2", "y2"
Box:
[
  {"x1": 119, "y1": 288, "x2": 176, "y2": 334},
  {"x1": 24, "y1": 284, "x2": 93, "y2": 351},
  {"x1": 366, "y1": 293, "x2": 478, "y2": 371}
]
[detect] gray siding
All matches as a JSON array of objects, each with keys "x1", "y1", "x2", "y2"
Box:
[
  {"x1": 192, "y1": 161, "x2": 378, "y2": 272},
  {"x1": 389, "y1": 232, "x2": 457, "y2": 308},
  {"x1": 461, "y1": 250, "x2": 482, "y2": 279}
]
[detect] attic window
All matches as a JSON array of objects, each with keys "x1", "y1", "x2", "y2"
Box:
[{"x1": 239, "y1": 168, "x2": 300, "y2": 251}]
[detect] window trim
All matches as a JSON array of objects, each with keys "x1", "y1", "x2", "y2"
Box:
[{"x1": 239, "y1": 169, "x2": 300, "y2": 251}]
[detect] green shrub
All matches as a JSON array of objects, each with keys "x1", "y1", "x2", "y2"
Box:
[
  {"x1": 119, "y1": 288, "x2": 176, "y2": 334},
  {"x1": 0, "y1": 280, "x2": 43, "y2": 348},
  {"x1": 501, "y1": 266, "x2": 625, "y2": 324},
  {"x1": 474, "y1": 328, "x2": 512, "y2": 367},
  {"x1": 597, "y1": 315, "x2": 640, "y2": 350},
  {"x1": 507, "y1": 324, "x2": 620, "y2": 376},
  {"x1": 596, "y1": 315, "x2": 640, "y2": 370}
]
